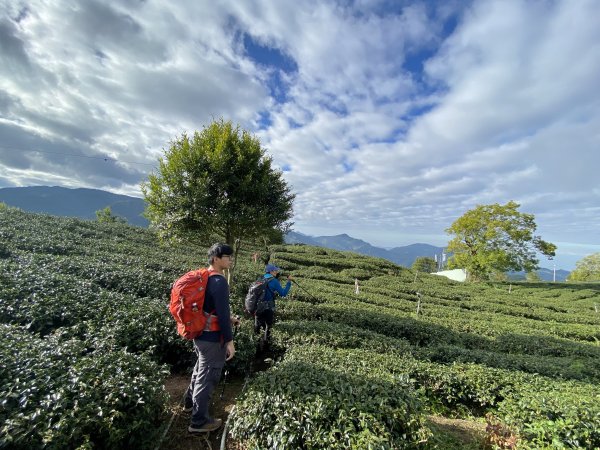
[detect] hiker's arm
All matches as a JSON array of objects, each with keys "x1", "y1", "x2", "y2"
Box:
[
  {"x1": 210, "y1": 276, "x2": 233, "y2": 343},
  {"x1": 272, "y1": 279, "x2": 292, "y2": 297}
]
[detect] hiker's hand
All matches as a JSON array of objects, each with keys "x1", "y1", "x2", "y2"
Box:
[
  {"x1": 231, "y1": 315, "x2": 241, "y2": 327},
  {"x1": 287, "y1": 274, "x2": 294, "y2": 281},
  {"x1": 225, "y1": 341, "x2": 235, "y2": 361}
]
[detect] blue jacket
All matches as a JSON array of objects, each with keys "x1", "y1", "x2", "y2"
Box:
[{"x1": 263, "y1": 273, "x2": 291, "y2": 303}]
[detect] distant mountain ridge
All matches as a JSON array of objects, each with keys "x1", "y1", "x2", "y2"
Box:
[
  {"x1": 285, "y1": 231, "x2": 570, "y2": 281},
  {"x1": 0, "y1": 186, "x2": 148, "y2": 227},
  {"x1": 507, "y1": 268, "x2": 570, "y2": 282},
  {"x1": 285, "y1": 231, "x2": 444, "y2": 268}
]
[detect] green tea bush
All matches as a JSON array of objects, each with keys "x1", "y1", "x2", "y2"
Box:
[
  {"x1": 492, "y1": 332, "x2": 600, "y2": 359},
  {"x1": 271, "y1": 320, "x2": 413, "y2": 355},
  {"x1": 497, "y1": 378, "x2": 600, "y2": 448},
  {"x1": 409, "y1": 361, "x2": 517, "y2": 415},
  {"x1": 279, "y1": 299, "x2": 471, "y2": 347},
  {"x1": 229, "y1": 345, "x2": 429, "y2": 449},
  {"x1": 0, "y1": 324, "x2": 169, "y2": 449},
  {"x1": 3, "y1": 208, "x2": 600, "y2": 448},
  {"x1": 339, "y1": 267, "x2": 372, "y2": 280},
  {"x1": 422, "y1": 343, "x2": 600, "y2": 382}
]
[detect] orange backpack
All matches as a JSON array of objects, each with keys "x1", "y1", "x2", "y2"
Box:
[{"x1": 169, "y1": 268, "x2": 221, "y2": 340}]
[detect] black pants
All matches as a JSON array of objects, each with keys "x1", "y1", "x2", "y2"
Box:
[{"x1": 254, "y1": 308, "x2": 274, "y2": 340}]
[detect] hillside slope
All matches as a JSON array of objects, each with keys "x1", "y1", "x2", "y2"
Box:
[
  {"x1": 1, "y1": 206, "x2": 599, "y2": 449},
  {"x1": 0, "y1": 185, "x2": 148, "y2": 226},
  {"x1": 285, "y1": 230, "x2": 444, "y2": 267}
]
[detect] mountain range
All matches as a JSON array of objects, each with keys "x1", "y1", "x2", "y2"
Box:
[
  {"x1": 0, "y1": 185, "x2": 569, "y2": 280},
  {"x1": 285, "y1": 231, "x2": 570, "y2": 281},
  {"x1": 285, "y1": 231, "x2": 446, "y2": 268},
  {"x1": 0, "y1": 186, "x2": 149, "y2": 227}
]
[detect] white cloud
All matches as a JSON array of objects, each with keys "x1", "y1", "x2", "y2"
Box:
[{"x1": 0, "y1": 0, "x2": 598, "y2": 270}]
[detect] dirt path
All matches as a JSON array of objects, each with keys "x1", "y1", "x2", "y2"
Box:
[
  {"x1": 159, "y1": 373, "x2": 246, "y2": 450},
  {"x1": 427, "y1": 415, "x2": 487, "y2": 449},
  {"x1": 157, "y1": 356, "x2": 487, "y2": 450}
]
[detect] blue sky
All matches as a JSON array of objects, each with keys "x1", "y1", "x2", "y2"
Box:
[{"x1": 1, "y1": 0, "x2": 599, "y2": 270}]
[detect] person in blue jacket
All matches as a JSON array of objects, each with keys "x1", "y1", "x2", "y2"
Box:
[{"x1": 254, "y1": 263, "x2": 293, "y2": 343}]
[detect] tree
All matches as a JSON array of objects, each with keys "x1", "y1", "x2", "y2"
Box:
[
  {"x1": 568, "y1": 253, "x2": 600, "y2": 282},
  {"x1": 141, "y1": 119, "x2": 295, "y2": 253},
  {"x1": 96, "y1": 206, "x2": 126, "y2": 224},
  {"x1": 412, "y1": 257, "x2": 437, "y2": 273},
  {"x1": 525, "y1": 271, "x2": 542, "y2": 282},
  {"x1": 445, "y1": 201, "x2": 556, "y2": 281}
]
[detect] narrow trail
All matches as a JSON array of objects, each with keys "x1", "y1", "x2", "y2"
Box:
[
  {"x1": 159, "y1": 348, "x2": 276, "y2": 450},
  {"x1": 159, "y1": 349, "x2": 488, "y2": 450}
]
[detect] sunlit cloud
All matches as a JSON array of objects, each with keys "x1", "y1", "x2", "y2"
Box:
[{"x1": 0, "y1": 0, "x2": 598, "y2": 269}]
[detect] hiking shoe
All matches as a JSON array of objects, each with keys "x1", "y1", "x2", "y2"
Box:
[{"x1": 188, "y1": 418, "x2": 222, "y2": 433}]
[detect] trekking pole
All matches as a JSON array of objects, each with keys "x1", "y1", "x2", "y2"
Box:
[
  {"x1": 291, "y1": 279, "x2": 320, "y2": 303},
  {"x1": 220, "y1": 320, "x2": 240, "y2": 399},
  {"x1": 260, "y1": 323, "x2": 269, "y2": 353}
]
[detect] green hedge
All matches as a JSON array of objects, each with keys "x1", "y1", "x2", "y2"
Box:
[
  {"x1": 3, "y1": 208, "x2": 600, "y2": 448},
  {"x1": 229, "y1": 345, "x2": 429, "y2": 449},
  {"x1": 0, "y1": 324, "x2": 169, "y2": 449},
  {"x1": 271, "y1": 319, "x2": 413, "y2": 354},
  {"x1": 498, "y1": 378, "x2": 600, "y2": 448}
]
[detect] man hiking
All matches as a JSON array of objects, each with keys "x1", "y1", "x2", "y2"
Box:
[
  {"x1": 254, "y1": 263, "x2": 293, "y2": 345},
  {"x1": 185, "y1": 243, "x2": 240, "y2": 434}
]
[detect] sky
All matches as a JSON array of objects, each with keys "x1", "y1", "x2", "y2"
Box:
[{"x1": 1, "y1": 0, "x2": 599, "y2": 270}]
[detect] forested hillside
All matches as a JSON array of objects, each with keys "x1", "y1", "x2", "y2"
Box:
[
  {"x1": 1, "y1": 206, "x2": 599, "y2": 449},
  {"x1": 0, "y1": 186, "x2": 148, "y2": 227}
]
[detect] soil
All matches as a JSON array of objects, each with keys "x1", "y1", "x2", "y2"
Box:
[
  {"x1": 158, "y1": 350, "x2": 275, "y2": 450},
  {"x1": 427, "y1": 415, "x2": 487, "y2": 449},
  {"x1": 159, "y1": 373, "x2": 246, "y2": 450}
]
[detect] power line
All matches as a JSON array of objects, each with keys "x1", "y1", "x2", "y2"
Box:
[{"x1": 0, "y1": 146, "x2": 158, "y2": 167}]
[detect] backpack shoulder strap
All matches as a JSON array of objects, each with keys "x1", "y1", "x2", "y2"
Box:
[{"x1": 262, "y1": 276, "x2": 275, "y2": 297}]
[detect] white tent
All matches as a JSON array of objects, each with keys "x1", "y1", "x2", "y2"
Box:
[{"x1": 431, "y1": 269, "x2": 467, "y2": 282}]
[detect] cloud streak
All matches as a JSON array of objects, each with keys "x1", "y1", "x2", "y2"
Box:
[{"x1": 0, "y1": 0, "x2": 598, "y2": 269}]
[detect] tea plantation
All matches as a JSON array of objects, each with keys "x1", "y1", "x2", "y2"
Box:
[{"x1": 1, "y1": 206, "x2": 599, "y2": 449}]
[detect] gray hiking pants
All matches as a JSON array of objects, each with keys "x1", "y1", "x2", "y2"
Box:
[{"x1": 185, "y1": 339, "x2": 226, "y2": 427}]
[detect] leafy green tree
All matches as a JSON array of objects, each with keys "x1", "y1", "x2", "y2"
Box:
[
  {"x1": 568, "y1": 253, "x2": 600, "y2": 282},
  {"x1": 446, "y1": 201, "x2": 556, "y2": 281},
  {"x1": 490, "y1": 270, "x2": 509, "y2": 282},
  {"x1": 412, "y1": 257, "x2": 437, "y2": 273},
  {"x1": 526, "y1": 271, "x2": 542, "y2": 282},
  {"x1": 96, "y1": 206, "x2": 126, "y2": 224},
  {"x1": 142, "y1": 119, "x2": 295, "y2": 252}
]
